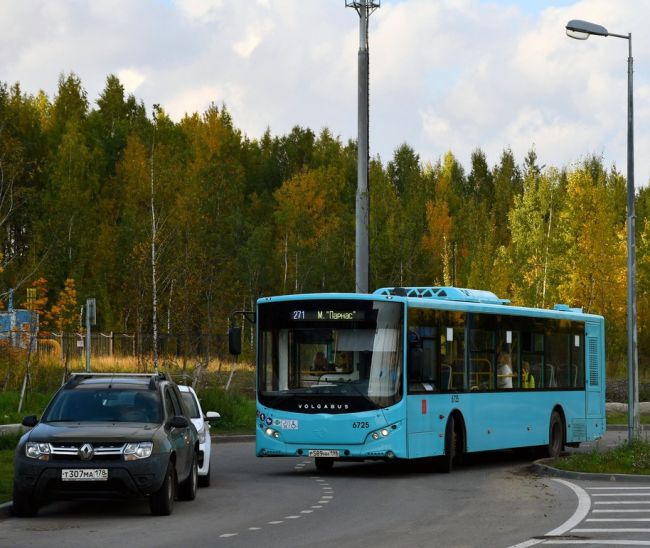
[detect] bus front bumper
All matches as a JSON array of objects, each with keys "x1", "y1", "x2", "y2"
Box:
[{"x1": 255, "y1": 430, "x2": 407, "y2": 460}]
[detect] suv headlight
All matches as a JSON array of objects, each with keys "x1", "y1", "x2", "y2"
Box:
[
  {"x1": 26, "y1": 442, "x2": 50, "y2": 461},
  {"x1": 124, "y1": 441, "x2": 153, "y2": 461},
  {"x1": 198, "y1": 427, "x2": 206, "y2": 444}
]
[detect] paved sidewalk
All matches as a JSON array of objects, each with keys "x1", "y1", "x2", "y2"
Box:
[{"x1": 569, "y1": 426, "x2": 650, "y2": 454}]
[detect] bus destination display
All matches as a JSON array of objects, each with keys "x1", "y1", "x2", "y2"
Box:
[{"x1": 290, "y1": 310, "x2": 365, "y2": 321}]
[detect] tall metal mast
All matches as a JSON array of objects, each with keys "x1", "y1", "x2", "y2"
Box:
[{"x1": 347, "y1": 0, "x2": 379, "y2": 294}]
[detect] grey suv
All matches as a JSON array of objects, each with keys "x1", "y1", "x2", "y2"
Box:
[{"x1": 13, "y1": 373, "x2": 199, "y2": 516}]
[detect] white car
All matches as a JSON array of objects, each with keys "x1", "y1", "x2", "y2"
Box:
[{"x1": 178, "y1": 385, "x2": 220, "y2": 487}]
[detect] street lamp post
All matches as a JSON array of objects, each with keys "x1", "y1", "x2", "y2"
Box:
[{"x1": 566, "y1": 19, "x2": 639, "y2": 441}]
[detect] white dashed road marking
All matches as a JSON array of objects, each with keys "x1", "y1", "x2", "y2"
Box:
[{"x1": 219, "y1": 459, "x2": 335, "y2": 539}]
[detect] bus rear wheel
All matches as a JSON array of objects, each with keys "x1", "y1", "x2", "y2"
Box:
[
  {"x1": 315, "y1": 458, "x2": 334, "y2": 472},
  {"x1": 544, "y1": 411, "x2": 564, "y2": 458}
]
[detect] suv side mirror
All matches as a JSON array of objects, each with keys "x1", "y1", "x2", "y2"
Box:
[
  {"x1": 21, "y1": 415, "x2": 38, "y2": 428},
  {"x1": 169, "y1": 416, "x2": 189, "y2": 429},
  {"x1": 228, "y1": 327, "x2": 242, "y2": 355},
  {"x1": 205, "y1": 411, "x2": 221, "y2": 421}
]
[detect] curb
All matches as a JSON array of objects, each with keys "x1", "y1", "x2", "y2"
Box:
[
  {"x1": 213, "y1": 434, "x2": 255, "y2": 444},
  {"x1": 532, "y1": 457, "x2": 650, "y2": 483},
  {"x1": 0, "y1": 501, "x2": 11, "y2": 518},
  {"x1": 606, "y1": 424, "x2": 649, "y2": 432},
  {"x1": 0, "y1": 425, "x2": 26, "y2": 436}
]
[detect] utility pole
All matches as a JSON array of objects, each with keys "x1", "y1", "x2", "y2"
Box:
[
  {"x1": 347, "y1": 0, "x2": 379, "y2": 294},
  {"x1": 566, "y1": 19, "x2": 640, "y2": 441},
  {"x1": 85, "y1": 298, "x2": 96, "y2": 372}
]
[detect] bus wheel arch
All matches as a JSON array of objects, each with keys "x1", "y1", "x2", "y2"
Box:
[{"x1": 437, "y1": 410, "x2": 465, "y2": 473}]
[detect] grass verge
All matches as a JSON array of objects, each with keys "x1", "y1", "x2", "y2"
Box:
[
  {"x1": 607, "y1": 411, "x2": 650, "y2": 425},
  {"x1": 551, "y1": 440, "x2": 650, "y2": 475},
  {"x1": 0, "y1": 433, "x2": 21, "y2": 504}
]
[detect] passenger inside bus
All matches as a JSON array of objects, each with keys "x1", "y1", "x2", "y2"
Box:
[
  {"x1": 496, "y1": 353, "x2": 514, "y2": 389},
  {"x1": 335, "y1": 352, "x2": 352, "y2": 373},
  {"x1": 522, "y1": 361, "x2": 535, "y2": 389}
]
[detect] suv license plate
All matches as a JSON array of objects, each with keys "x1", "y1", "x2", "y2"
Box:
[
  {"x1": 308, "y1": 450, "x2": 339, "y2": 458},
  {"x1": 62, "y1": 469, "x2": 108, "y2": 481}
]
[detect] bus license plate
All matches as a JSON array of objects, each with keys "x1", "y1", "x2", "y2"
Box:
[
  {"x1": 308, "y1": 450, "x2": 339, "y2": 458},
  {"x1": 62, "y1": 469, "x2": 108, "y2": 481}
]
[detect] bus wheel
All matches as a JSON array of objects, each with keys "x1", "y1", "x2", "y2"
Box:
[
  {"x1": 437, "y1": 416, "x2": 458, "y2": 473},
  {"x1": 545, "y1": 411, "x2": 564, "y2": 458},
  {"x1": 315, "y1": 458, "x2": 334, "y2": 472}
]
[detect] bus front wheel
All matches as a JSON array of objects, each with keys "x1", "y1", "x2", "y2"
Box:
[
  {"x1": 436, "y1": 416, "x2": 460, "y2": 473},
  {"x1": 315, "y1": 458, "x2": 334, "y2": 472}
]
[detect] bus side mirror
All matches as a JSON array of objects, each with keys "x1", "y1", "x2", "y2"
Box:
[{"x1": 229, "y1": 327, "x2": 242, "y2": 355}]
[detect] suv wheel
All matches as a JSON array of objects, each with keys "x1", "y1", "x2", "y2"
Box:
[
  {"x1": 178, "y1": 453, "x2": 198, "y2": 501},
  {"x1": 150, "y1": 461, "x2": 176, "y2": 516},
  {"x1": 12, "y1": 483, "x2": 39, "y2": 517},
  {"x1": 198, "y1": 463, "x2": 211, "y2": 487}
]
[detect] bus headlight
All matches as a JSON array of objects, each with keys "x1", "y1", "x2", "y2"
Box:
[
  {"x1": 265, "y1": 427, "x2": 280, "y2": 439},
  {"x1": 369, "y1": 424, "x2": 398, "y2": 442}
]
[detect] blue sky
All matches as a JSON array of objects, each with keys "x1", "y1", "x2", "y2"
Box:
[{"x1": 1, "y1": 0, "x2": 649, "y2": 184}]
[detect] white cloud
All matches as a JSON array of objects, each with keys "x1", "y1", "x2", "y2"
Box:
[
  {"x1": 174, "y1": 0, "x2": 224, "y2": 22},
  {"x1": 165, "y1": 83, "x2": 245, "y2": 121},
  {"x1": 233, "y1": 30, "x2": 262, "y2": 58},
  {"x1": 117, "y1": 68, "x2": 146, "y2": 94},
  {"x1": 1, "y1": 0, "x2": 649, "y2": 183}
]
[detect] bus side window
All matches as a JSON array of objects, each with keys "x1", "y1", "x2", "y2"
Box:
[
  {"x1": 443, "y1": 327, "x2": 465, "y2": 390},
  {"x1": 571, "y1": 332, "x2": 585, "y2": 387},
  {"x1": 522, "y1": 331, "x2": 543, "y2": 389},
  {"x1": 407, "y1": 328, "x2": 438, "y2": 393},
  {"x1": 469, "y1": 327, "x2": 494, "y2": 391}
]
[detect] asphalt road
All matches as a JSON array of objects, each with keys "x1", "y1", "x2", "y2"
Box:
[{"x1": 0, "y1": 441, "x2": 584, "y2": 548}]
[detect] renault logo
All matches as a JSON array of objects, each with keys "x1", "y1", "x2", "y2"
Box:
[{"x1": 79, "y1": 443, "x2": 94, "y2": 461}]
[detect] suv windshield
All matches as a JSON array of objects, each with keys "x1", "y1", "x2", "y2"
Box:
[
  {"x1": 43, "y1": 388, "x2": 162, "y2": 423},
  {"x1": 258, "y1": 299, "x2": 404, "y2": 412}
]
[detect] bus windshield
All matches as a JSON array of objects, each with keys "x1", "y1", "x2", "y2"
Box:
[{"x1": 257, "y1": 299, "x2": 404, "y2": 412}]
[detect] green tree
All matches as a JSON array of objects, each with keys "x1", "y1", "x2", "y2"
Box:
[
  {"x1": 274, "y1": 165, "x2": 351, "y2": 293},
  {"x1": 557, "y1": 159, "x2": 626, "y2": 356},
  {"x1": 504, "y1": 164, "x2": 565, "y2": 308}
]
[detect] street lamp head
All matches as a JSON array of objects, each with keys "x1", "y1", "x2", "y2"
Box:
[{"x1": 566, "y1": 19, "x2": 609, "y2": 40}]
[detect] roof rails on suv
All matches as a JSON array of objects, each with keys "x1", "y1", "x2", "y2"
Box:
[{"x1": 65, "y1": 372, "x2": 170, "y2": 390}]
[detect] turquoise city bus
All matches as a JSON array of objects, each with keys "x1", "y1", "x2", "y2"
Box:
[{"x1": 254, "y1": 287, "x2": 605, "y2": 471}]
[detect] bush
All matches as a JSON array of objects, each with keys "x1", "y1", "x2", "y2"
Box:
[
  {"x1": 196, "y1": 387, "x2": 255, "y2": 433},
  {"x1": 0, "y1": 391, "x2": 54, "y2": 424},
  {"x1": 0, "y1": 433, "x2": 21, "y2": 450},
  {"x1": 607, "y1": 379, "x2": 650, "y2": 402}
]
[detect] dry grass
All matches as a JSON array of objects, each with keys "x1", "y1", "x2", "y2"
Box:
[{"x1": 1, "y1": 347, "x2": 255, "y2": 395}]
